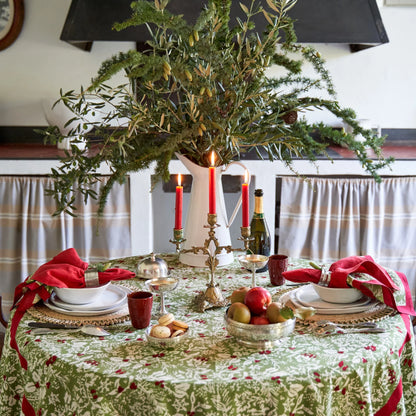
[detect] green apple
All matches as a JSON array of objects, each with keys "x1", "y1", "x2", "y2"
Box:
[
  {"x1": 230, "y1": 287, "x2": 250, "y2": 304},
  {"x1": 227, "y1": 302, "x2": 251, "y2": 324},
  {"x1": 266, "y1": 302, "x2": 294, "y2": 323}
]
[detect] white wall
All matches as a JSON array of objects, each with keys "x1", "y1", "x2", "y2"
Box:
[
  {"x1": 0, "y1": 0, "x2": 134, "y2": 126},
  {"x1": 0, "y1": 1, "x2": 415, "y2": 129},
  {"x1": 307, "y1": 5, "x2": 416, "y2": 128}
]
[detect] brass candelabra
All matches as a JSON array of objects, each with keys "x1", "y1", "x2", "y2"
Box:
[{"x1": 170, "y1": 214, "x2": 252, "y2": 311}]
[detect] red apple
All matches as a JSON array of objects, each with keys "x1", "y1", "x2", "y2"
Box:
[
  {"x1": 230, "y1": 287, "x2": 250, "y2": 304},
  {"x1": 250, "y1": 315, "x2": 270, "y2": 325},
  {"x1": 244, "y1": 287, "x2": 272, "y2": 315},
  {"x1": 227, "y1": 302, "x2": 251, "y2": 324}
]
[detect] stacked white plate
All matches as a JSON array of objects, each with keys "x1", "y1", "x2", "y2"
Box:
[
  {"x1": 45, "y1": 284, "x2": 130, "y2": 316},
  {"x1": 290, "y1": 284, "x2": 378, "y2": 315}
]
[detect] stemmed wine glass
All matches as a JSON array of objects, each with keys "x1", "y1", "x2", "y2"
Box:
[
  {"x1": 238, "y1": 254, "x2": 269, "y2": 287},
  {"x1": 145, "y1": 277, "x2": 179, "y2": 317}
]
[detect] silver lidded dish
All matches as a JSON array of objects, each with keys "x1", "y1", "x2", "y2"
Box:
[
  {"x1": 136, "y1": 253, "x2": 169, "y2": 279},
  {"x1": 224, "y1": 313, "x2": 296, "y2": 348}
]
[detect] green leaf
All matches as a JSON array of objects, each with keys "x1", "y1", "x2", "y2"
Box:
[
  {"x1": 239, "y1": 2, "x2": 249, "y2": 14},
  {"x1": 280, "y1": 306, "x2": 294, "y2": 320}
]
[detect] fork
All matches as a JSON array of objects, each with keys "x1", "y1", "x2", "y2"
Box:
[
  {"x1": 315, "y1": 324, "x2": 385, "y2": 336},
  {"x1": 315, "y1": 320, "x2": 378, "y2": 329}
]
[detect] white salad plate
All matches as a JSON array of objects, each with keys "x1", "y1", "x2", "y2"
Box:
[
  {"x1": 46, "y1": 285, "x2": 129, "y2": 316},
  {"x1": 290, "y1": 284, "x2": 377, "y2": 315}
]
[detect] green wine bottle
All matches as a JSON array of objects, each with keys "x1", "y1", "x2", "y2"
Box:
[{"x1": 248, "y1": 189, "x2": 271, "y2": 272}]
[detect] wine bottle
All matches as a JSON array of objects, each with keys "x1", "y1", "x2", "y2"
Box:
[{"x1": 248, "y1": 189, "x2": 271, "y2": 272}]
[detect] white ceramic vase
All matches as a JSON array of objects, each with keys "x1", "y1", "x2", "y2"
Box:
[
  {"x1": 176, "y1": 153, "x2": 249, "y2": 268},
  {"x1": 42, "y1": 98, "x2": 103, "y2": 150}
]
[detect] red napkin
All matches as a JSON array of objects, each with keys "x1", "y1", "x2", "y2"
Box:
[
  {"x1": 10, "y1": 248, "x2": 135, "y2": 370},
  {"x1": 283, "y1": 255, "x2": 415, "y2": 316}
]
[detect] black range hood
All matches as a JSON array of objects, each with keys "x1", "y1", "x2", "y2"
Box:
[{"x1": 60, "y1": 0, "x2": 389, "y2": 53}]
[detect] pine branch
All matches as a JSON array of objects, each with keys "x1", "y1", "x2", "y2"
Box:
[{"x1": 39, "y1": 0, "x2": 393, "y2": 216}]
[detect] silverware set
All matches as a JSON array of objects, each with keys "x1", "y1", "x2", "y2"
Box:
[
  {"x1": 311, "y1": 320, "x2": 386, "y2": 336},
  {"x1": 28, "y1": 322, "x2": 110, "y2": 336},
  {"x1": 27, "y1": 318, "x2": 386, "y2": 338}
]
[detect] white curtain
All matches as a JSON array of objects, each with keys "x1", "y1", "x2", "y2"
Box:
[
  {"x1": 0, "y1": 176, "x2": 132, "y2": 314},
  {"x1": 279, "y1": 177, "x2": 416, "y2": 295}
]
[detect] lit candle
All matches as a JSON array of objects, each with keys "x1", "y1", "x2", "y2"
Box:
[
  {"x1": 175, "y1": 174, "x2": 183, "y2": 229},
  {"x1": 242, "y1": 170, "x2": 249, "y2": 227},
  {"x1": 209, "y1": 151, "x2": 216, "y2": 214}
]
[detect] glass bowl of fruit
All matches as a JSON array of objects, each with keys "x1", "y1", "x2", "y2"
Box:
[{"x1": 224, "y1": 286, "x2": 296, "y2": 348}]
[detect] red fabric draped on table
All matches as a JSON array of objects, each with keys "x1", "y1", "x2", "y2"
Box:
[
  {"x1": 283, "y1": 255, "x2": 416, "y2": 415},
  {"x1": 10, "y1": 248, "x2": 135, "y2": 370}
]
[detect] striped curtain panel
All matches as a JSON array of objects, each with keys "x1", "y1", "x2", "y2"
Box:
[
  {"x1": 0, "y1": 176, "x2": 132, "y2": 318},
  {"x1": 279, "y1": 176, "x2": 416, "y2": 296}
]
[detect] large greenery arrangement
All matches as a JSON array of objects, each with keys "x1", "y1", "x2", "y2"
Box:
[{"x1": 44, "y1": 0, "x2": 392, "y2": 216}]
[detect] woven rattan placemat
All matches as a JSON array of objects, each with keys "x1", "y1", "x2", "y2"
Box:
[{"x1": 27, "y1": 304, "x2": 130, "y2": 327}]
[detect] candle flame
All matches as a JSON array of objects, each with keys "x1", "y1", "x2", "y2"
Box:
[
  {"x1": 178, "y1": 173, "x2": 182, "y2": 186},
  {"x1": 244, "y1": 170, "x2": 248, "y2": 184},
  {"x1": 210, "y1": 151, "x2": 215, "y2": 167}
]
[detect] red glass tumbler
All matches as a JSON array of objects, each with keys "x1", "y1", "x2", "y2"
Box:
[
  {"x1": 268, "y1": 255, "x2": 288, "y2": 286},
  {"x1": 127, "y1": 291, "x2": 153, "y2": 329}
]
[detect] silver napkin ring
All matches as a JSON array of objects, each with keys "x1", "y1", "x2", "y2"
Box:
[
  {"x1": 84, "y1": 269, "x2": 100, "y2": 287},
  {"x1": 318, "y1": 266, "x2": 331, "y2": 287}
]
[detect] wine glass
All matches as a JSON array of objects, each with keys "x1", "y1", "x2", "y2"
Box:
[
  {"x1": 238, "y1": 254, "x2": 269, "y2": 287},
  {"x1": 145, "y1": 277, "x2": 179, "y2": 317}
]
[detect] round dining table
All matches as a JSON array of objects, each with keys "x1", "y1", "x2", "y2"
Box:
[{"x1": 0, "y1": 254, "x2": 415, "y2": 416}]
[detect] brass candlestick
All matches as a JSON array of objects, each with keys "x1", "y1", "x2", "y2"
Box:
[
  {"x1": 170, "y1": 228, "x2": 185, "y2": 253},
  {"x1": 239, "y1": 226, "x2": 252, "y2": 251},
  {"x1": 171, "y1": 214, "x2": 253, "y2": 311}
]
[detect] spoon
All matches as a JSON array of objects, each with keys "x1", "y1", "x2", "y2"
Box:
[{"x1": 28, "y1": 322, "x2": 110, "y2": 337}]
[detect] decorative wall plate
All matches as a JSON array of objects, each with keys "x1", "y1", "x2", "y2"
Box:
[{"x1": 0, "y1": 0, "x2": 24, "y2": 51}]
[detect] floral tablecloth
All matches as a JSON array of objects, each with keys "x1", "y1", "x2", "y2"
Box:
[{"x1": 1, "y1": 255, "x2": 415, "y2": 416}]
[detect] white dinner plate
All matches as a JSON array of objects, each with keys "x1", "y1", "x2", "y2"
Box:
[
  {"x1": 290, "y1": 285, "x2": 378, "y2": 315},
  {"x1": 45, "y1": 285, "x2": 129, "y2": 316}
]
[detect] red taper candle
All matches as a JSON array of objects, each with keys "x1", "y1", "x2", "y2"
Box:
[
  {"x1": 242, "y1": 170, "x2": 249, "y2": 227},
  {"x1": 209, "y1": 151, "x2": 216, "y2": 214},
  {"x1": 175, "y1": 174, "x2": 183, "y2": 229}
]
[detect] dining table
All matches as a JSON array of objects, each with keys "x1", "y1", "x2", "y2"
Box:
[{"x1": 0, "y1": 253, "x2": 415, "y2": 416}]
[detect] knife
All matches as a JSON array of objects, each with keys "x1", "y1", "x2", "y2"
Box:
[{"x1": 28, "y1": 322, "x2": 79, "y2": 330}]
